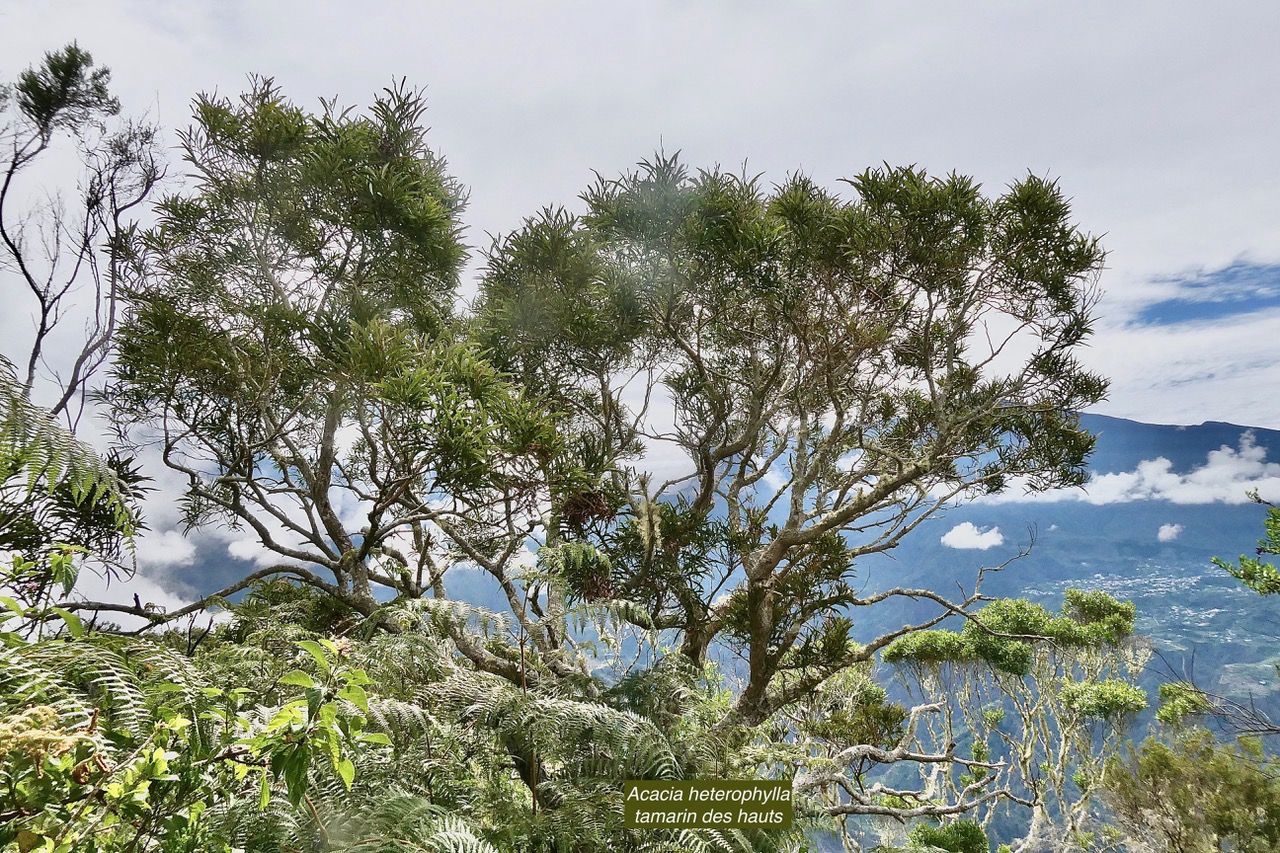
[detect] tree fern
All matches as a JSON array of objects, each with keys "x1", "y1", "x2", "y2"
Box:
[
  {"x1": 323, "y1": 792, "x2": 499, "y2": 853},
  {"x1": 0, "y1": 644, "x2": 98, "y2": 732}
]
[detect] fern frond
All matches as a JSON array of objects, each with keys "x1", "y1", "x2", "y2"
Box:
[
  {"x1": 376, "y1": 595, "x2": 510, "y2": 639},
  {"x1": 16, "y1": 640, "x2": 150, "y2": 738},
  {"x1": 0, "y1": 354, "x2": 136, "y2": 533},
  {"x1": 364, "y1": 697, "x2": 438, "y2": 741},
  {"x1": 325, "y1": 791, "x2": 499, "y2": 853},
  {"x1": 0, "y1": 644, "x2": 96, "y2": 731}
]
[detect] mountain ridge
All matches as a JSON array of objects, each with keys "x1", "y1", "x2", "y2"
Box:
[{"x1": 165, "y1": 413, "x2": 1280, "y2": 709}]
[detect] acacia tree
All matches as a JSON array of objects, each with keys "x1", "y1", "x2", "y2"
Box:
[
  {"x1": 0, "y1": 45, "x2": 159, "y2": 605},
  {"x1": 479, "y1": 158, "x2": 1111, "y2": 833},
  {"x1": 83, "y1": 76, "x2": 1110, "y2": 836},
  {"x1": 881, "y1": 591, "x2": 1148, "y2": 851},
  {"x1": 96, "y1": 78, "x2": 581, "y2": 690},
  {"x1": 478, "y1": 156, "x2": 1107, "y2": 730}
]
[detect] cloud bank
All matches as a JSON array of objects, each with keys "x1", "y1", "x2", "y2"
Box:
[{"x1": 984, "y1": 432, "x2": 1280, "y2": 506}]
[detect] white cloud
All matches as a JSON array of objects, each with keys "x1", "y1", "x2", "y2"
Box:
[
  {"x1": 132, "y1": 529, "x2": 197, "y2": 570},
  {"x1": 941, "y1": 522, "x2": 1004, "y2": 550},
  {"x1": 1157, "y1": 523, "x2": 1183, "y2": 542},
  {"x1": 1082, "y1": 306, "x2": 1280, "y2": 430},
  {"x1": 984, "y1": 432, "x2": 1280, "y2": 506},
  {"x1": 5, "y1": 1, "x2": 1280, "y2": 423},
  {"x1": 226, "y1": 536, "x2": 274, "y2": 566}
]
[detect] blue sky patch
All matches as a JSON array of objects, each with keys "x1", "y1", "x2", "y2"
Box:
[{"x1": 1136, "y1": 261, "x2": 1280, "y2": 325}]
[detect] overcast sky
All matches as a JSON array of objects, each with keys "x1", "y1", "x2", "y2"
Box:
[
  {"x1": 5, "y1": 0, "x2": 1279, "y2": 428},
  {"x1": 4, "y1": 2, "x2": 1280, "y2": 611}
]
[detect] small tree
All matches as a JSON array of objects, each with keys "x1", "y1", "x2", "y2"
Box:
[
  {"x1": 1103, "y1": 730, "x2": 1280, "y2": 852},
  {"x1": 1, "y1": 43, "x2": 162, "y2": 424},
  {"x1": 0, "y1": 44, "x2": 158, "y2": 615},
  {"x1": 882, "y1": 590, "x2": 1148, "y2": 850}
]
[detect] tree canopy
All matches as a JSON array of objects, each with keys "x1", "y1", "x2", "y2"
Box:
[
  {"x1": 476, "y1": 154, "x2": 1107, "y2": 727},
  {"x1": 0, "y1": 60, "x2": 1172, "y2": 853}
]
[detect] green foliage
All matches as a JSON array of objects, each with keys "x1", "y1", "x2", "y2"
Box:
[
  {"x1": 12, "y1": 43, "x2": 117, "y2": 137},
  {"x1": 881, "y1": 629, "x2": 970, "y2": 667},
  {"x1": 0, "y1": 359, "x2": 140, "y2": 550},
  {"x1": 322, "y1": 794, "x2": 501, "y2": 852},
  {"x1": 0, "y1": 584, "x2": 407, "y2": 852},
  {"x1": 1155, "y1": 681, "x2": 1215, "y2": 726},
  {"x1": 884, "y1": 590, "x2": 1147, "y2": 847},
  {"x1": 1060, "y1": 589, "x2": 1138, "y2": 646},
  {"x1": 479, "y1": 153, "x2": 1108, "y2": 748},
  {"x1": 1213, "y1": 492, "x2": 1280, "y2": 596},
  {"x1": 1, "y1": 576, "x2": 812, "y2": 853},
  {"x1": 1, "y1": 43, "x2": 159, "y2": 622},
  {"x1": 1057, "y1": 679, "x2": 1147, "y2": 722},
  {"x1": 0, "y1": 635, "x2": 221, "y2": 852},
  {"x1": 248, "y1": 639, "x2": 392, "y2": 805},
  {"x1": 0, "y1": 360, "x2": 147, "y2": 624},
  {"x1": 1103, "y1": 730, "x2": 1280, "y2": 852},
  {"x1": 800, "y1": 672, "x2": 907, "y2": 751},
  {"x1": 1163, "y1": 493, "x2": 1280, "y2": 735},
  {"x1": 538, "y1": 540, "x2": 617, "y2": 604},
  {"x1": 882, "y1": 590, "x2": 1137, "y2": 677},
  {"x1": 959, "y1": 599, "x2": 1044, "y2": 676},
  {"x1": 907, "y1": 820, "x2": 989, "y2": 853},
  {"x1": 107, "y1": 76, "x2": 570, "y2": 621},
  {"x1": 4, "y1": 59, "x2": 1123, "y2": 848}
]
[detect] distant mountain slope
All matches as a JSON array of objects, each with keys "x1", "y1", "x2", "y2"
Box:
[
  {"x1": 1080, "y1": 412, "x2": 1280, "y2": 474},
  {"x1": 174, "y1": 414, "x2": 1280, "y2": 708},
  {"x1": 855, "y1": 413, "x2": 1280, "y2": 712}
]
